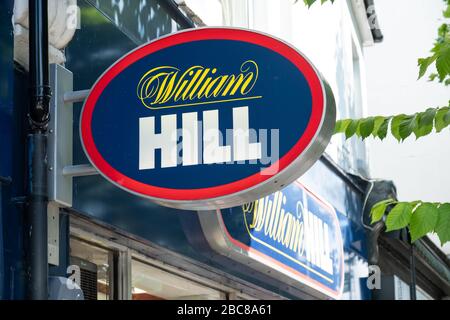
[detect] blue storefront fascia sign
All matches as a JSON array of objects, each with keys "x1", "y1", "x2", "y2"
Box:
[
  {"x1": 80, "y1": 27, "x2": 336, "y2": 210},
  {"x1": 189, "y1": 180, "x2": 344, "y2": 300}
]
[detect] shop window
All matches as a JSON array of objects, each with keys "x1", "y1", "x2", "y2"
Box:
[
  {"x1": 342, "y1": 251, "x2": 370, "y2": 300},
  {"x1": 393, "y1": 276, "x2": 433, "y2": 300},
  {"x1": 70, "y1": 237, "x2": 116, "y2": 300},
  {"x1": 131, "y1": 258, "x2": 226, "y2": 300}
]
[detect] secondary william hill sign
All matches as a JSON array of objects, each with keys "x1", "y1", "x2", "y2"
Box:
[{"x1": 80, "y1": 28, "x2": 336, "y2": 210}]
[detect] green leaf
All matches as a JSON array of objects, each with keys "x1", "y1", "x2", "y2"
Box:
[
  {"x1": 428, "y1": 73, "x2": 439, "y2": 82},
  {"x1": 444, "y1": 5, "x2": 450, "y2": 18},
  {"x1": 385, "y1": 202, "x2": 413, "y2": 232},
  {"x1": 435, "y1": 203, "x2": 450, "y2": 246},
  {"x1": 435, "y1": 43, "x2": 450, "y2": 82},
  {"x1": 409, "y1": 200, "x2": 423, "y2": 209},
  {"x1": 302, "y1": 0, "x2": 333, "y2": 6},
  {"x1": 333, "y1": 104, "x2": 449, "y2": 140},
  {"x1": 418, "y1": 56, "x2": 436, "y2": 79},
  {"x1": 435, "y1": 107, "x2": 450, "y2": 132},
  {"x1": 414, "y1": 108, "x2": 437, "y2": 139},
  {"x1": 409, "y1": 203, "x2": 439, "y2": 242},
  {"x1": 437, "y1": 23, "x2": 448, "y2": 39},
  {"x1": 345, "y1": 119, "x2": 359, "y2": 139},
  {"x1": 391, "y1": 114, "x2": 406, "y2": 141},
  {"x1": 372, "y1": 116, "x2": 386, "y2": 137},
  {"x1": 398, "y1": 114, "x2": 417, "y2": 140},
  {"x1": 359, "y1": 117, "x2": 375, "y2": 139},
  {"x1": 370, "y1": 199, "x2": 396, "y2": 224},
  {"x1": 376, "y1": 117, "x2": 390, "y2": 140},
  {"x1": 303, "y1": 0, "x2": 317, "y2": 7},
  {"x1": 334, "y1": 119, "x2": 352, "y2": 134}
]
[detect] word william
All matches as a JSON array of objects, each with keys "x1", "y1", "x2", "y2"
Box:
[
  {"x1": 137, "y1": 60, "x2": 259, "y2": 109},
  {"x1": 139, "y1": 106, "x2": 267, "y2": 170},
  {"x1": 244, "y1": 190, "x2": 333, "y2": 274}
]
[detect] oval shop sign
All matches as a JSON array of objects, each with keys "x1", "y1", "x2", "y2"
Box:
[
  {"x1": 187, "y1": 181, "x2": 345, "y2": 299},
  {"x1": 80, "y1": 28, "x2": 336, "y2": 210}
]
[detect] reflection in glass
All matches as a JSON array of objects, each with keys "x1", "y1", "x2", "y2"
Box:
[
  {"x1": 342, "y1": 251, "x2": 369, "y2": 300},
  {"x1": 131, "y1": 258, "x2": 225, "y2": 300},
  {"x1": 70, "y1": 237, "x2": 114, "y2": 300},
  {"x1": 87, "y1": 0, "x2": 182, "y2": 44}
]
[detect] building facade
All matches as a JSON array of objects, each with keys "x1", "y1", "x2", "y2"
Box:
[{"x1": 0, "y1": 0, "x2": 449, "y2": 300}]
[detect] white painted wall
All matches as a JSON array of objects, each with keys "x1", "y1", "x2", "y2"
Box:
[
  {"x1": 184, "y1": 0, "x2": 372, "y2": 175},
  {"x1": 364, "y1": 0, "x2": 450, "y2": 253}
]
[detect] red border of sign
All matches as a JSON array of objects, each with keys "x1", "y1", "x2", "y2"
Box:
[
  {"x1": 81, "y1": 28, "x2": 324, "y2": 201},
  {"x1": 217, "y1": 181, "x2": 344, "y2": 299}
]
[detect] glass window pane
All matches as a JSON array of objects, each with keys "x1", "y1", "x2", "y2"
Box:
[
  {"x1": 394, "y1": 276, "x2": 434, "y2": 300},
  {"x1": 131, "y1": 258, "x2": 225, "y2": 300},
  {"x1": 70, "y1": 237, "x2": 114, "y2": 300},
  {"x1": 342, "y1": 251, "x2": 369, "y2": 300}
]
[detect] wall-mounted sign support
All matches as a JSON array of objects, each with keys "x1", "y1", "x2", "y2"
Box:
[
  {"x1": 63, "y1": 89, "x2": 90, "y2": 104},
  {"x1": 48, "y1": 65, "x2": 99, "y2": 210},
  {"x1": 48, "y1": 64, "x2": 74, "y2": 208},
  {"x1": 62, "y1": 164, "x2": 98, "y2": 177}
]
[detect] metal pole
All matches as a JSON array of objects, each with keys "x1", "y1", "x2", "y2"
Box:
[
  {"x1": 62, "y1": 164, "x2": 98, "y2": 177},
  {"x1": 409, "y1": 243, "x2": 417, "y2": 300},
  {"x1": 63, "y1": 89, "x2": 90, "y2": 103},
  {"x1": 26, "y1": 0, "x2": 51, "y2": 300}
]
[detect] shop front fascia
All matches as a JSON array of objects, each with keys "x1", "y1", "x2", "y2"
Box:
[
  {"x1": 374, "y1": 231, "x2": 450, "y2": 300},
  {"x1": 34, "y1": 0, "x2": 368, "y2": 300},
  {"x1": 52, "y1": 0, "x2": 450, "y2": 300},
  {"x1": 63, "y1": 152, "x2": 367, "y2": 300},
  {"x1": 1, "y1": 0, "x2": 449, "y2": 300}
]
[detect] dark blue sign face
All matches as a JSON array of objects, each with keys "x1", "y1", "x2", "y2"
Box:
[{"x1": 80, "y1": 28, "x2": 335, "y2": 210}]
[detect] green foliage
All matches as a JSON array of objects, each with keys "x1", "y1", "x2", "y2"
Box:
[
  {"x1": 435, "y1": 106, "x2": 450, "y2": 132},
  {"x1": 376, "y1": 117, "x2": 390, "y2": 140},
  {"x1": 371, "y1": 199, "x2": 396, "y2": 224},
  {"x1": 445, "y1": 2, "x2": 450, "y2": 18},
  {"x1": 357, "y1": 2, "x2": 450, "y2": 245},
  {"x1": 398, "y1": 114, "x2": 418, "y2": 140},
  {"x1": 409, "y1": 203, "x2": 439, "y2": 242},
  {"x1": 436, "y1": 204, "x2": 450, "y2": 245},
  {"x1": 359, "y1": 117, "x2": 375, "y2": 139},
  {"x1": 345, "y1": 119, "x2": 360, "y2": 139},
  {"x1": 308, "y1": 0, "x2": 450, "y2": 246},
  {"x1": 385, "y1": 202, "x2": 413, "y2": 232},
  {"x1": 419, "y1": 56, "x2": 437, "y2": 79},
  {"x1": 301, "y1": 0, "x2": 334, "y2": 7},
  {"x1": 334, "y1": 102, "x2": 450, "y2": 140},
  {"x1": 336, "y1": 0, "x2": 450, "y2": 142},
  {"x1": 418, "y1": 1, "x2": 450, "y2": 84},
  {"x1": 414, "y1": 108, "x2": 437, "y2": 138},
  {"x1": 334, "y1": 119, "x2": 351, "y2": 134},
  {"x1": 372, "y1": 116, "x2": 386, "y2": 137},
  {"x1": 370, "y1": 200, "x2": 450, "y2": 245}
]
